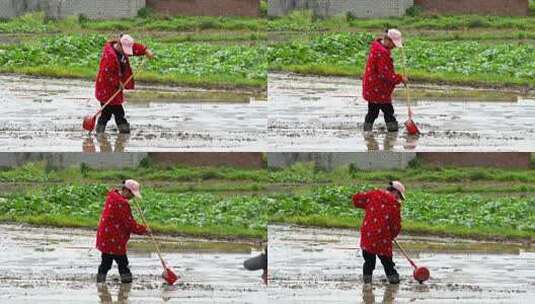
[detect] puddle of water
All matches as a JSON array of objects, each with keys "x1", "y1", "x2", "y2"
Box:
[
  {"x1": 268, "y1": 224, "x2": 535, "y2": 303},
  {"x1": 0, "y1": 75, "x2": 266, "y2": 152},
  {"x1": 267, "y1": 73, "x2": 535, "y2": 152},
  {"x1": 0, "y1": 224, "x2": 266, "y2": 303}
]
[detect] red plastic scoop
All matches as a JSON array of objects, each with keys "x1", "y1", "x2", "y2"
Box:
[
  {"x1": 162, "y1": 266, "x2": 179, "y2": 285},
  {"x1": 394, "y1": 240, "x2": 430, "y2": 284},
  {"x1": 83, "y1": 115, "x2": 96, "y2": 132},
  {"x1": 413, "y1": 266, "x2": 430, "y2": 283},
  {"x1": 405, "y1": 115, "x2": 420, "y2": 136}
]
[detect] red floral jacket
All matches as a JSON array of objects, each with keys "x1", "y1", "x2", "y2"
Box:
[
  {"x1": 95, "y1": 41, "x2": 146, "y2": 105},
  {"x1": 362, "y1": 39, "x2": 403, "y2": 104},
  {"x1": 96, "y1": 190, "x2": 146, "y2": 255},
  {"x1": 353, "y1": 189, "x2": 401, "y2": 257}
]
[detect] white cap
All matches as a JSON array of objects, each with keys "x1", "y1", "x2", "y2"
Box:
[
  {"x1": 390, "y1": 181, "x2": 406, "y2": 200},
  {"x1": 120, "y1": 34, "x2": 135, "y2": 56},
  {"x1": 124, "y1": 179, "x2": 141, "y2": 198},
  {"x1": 387, "y1": 29, "x2": 403, "y2": 48}
]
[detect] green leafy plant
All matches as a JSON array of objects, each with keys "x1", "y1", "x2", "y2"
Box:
[{"x1": 406, "y1": 5, "x2": 423, "y2": 17}]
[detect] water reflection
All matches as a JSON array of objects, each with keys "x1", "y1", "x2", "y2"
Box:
[
  {"x1": 83, "y1": 134, "x2": 130, "y2": 152},
  {"x1": 363, "y1": 131, "x2": 420, "y2": 151},
  {"x1": 361, "y1": 284, "x2": 399, "y2": 304},
  {"x1": 97, "y1": 283, "x2": 131, "y2": 304}
]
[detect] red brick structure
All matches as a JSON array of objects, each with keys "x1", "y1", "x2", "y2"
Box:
[
  {"x1": 417, "y1": 153, "x2": 531, "y2": 169},
  {"x1": 146, "y1": 0, "x2": 260, "y2": 17},
  {"x1": 415, "y1": 0, "x2": 530, "y2": 16},
  {"x1": 148, "y1": 153, "x2": 265, "y2": 169}
]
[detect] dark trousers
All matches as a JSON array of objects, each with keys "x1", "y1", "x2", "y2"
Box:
[
  {"x1": 98, "y1": 253, "x2": 131, "y2": 275},
  {"x1": 362, "y1": 250, "x2": 398, "y2": 276},
  {"x1": 97, "y1": 103, "x2": 128, "y2": 127},
  {"x1": 365, "y1": 103, "x2": 397, "y2": 124}
]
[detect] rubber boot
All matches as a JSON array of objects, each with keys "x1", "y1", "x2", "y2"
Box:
[
  {"x1": 387, "y1": 273, "x2": 400, "y2": 284},
  {"x1": 96, "y1": 123, "x2": 106, "y2": 134},
  {"x1": 363, "y1": 275, "x2": 372, "y2": 284},
  {"x1": 363, "y1": 122, "x2": 373, "y2": 132},
  {"x1": 117, "y1": 123, "x2": 131, "y2": 134},
  {"x1": 386, "y1": 121, "x2": 399, "y2": 132},
  {"x1": 96, "y1": 273, "x2": 107, "y2": 283},
  {"x1": 120, "y1": 273, "x2": 133, "y2": 284}
]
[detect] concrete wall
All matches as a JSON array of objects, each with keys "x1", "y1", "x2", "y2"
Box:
[
  {"x1": 148, "y1": 152, "x2": 265, "y2": 169},
  {"x1": 47, "y1": 0, "x2": 146, "y2": 20},
  {"x1": 268, "y1": 0, "x2": 414, "y2": 18},
  {"x1": 147, "y1": 0, "x2": 260, "y2": 17},
  {"x1": 0, "y1": 0, "x2": 25, "y2": 19},
  {"x1": 0, "y1": 0, "x2": 145, "y2": 20},
  {"x1": 415, "y1": 0, "x2": 529, "y2": 16},
  {"x1": 0, "y1": 153, "x2": 148, "y2": 169},
  {"x1": 267, "y1": 152, "x2": 417, "y2": 170}
]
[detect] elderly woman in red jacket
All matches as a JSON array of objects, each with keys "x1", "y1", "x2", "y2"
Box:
[
  {"x1": 362, "y1": 29, "x2": 408, "y2": 132},
  {"x1": 352, "y1": 181, "x2": 405, "y2": 285},
  {"x1": 96, "y1": 179, "x2": 147, "y2": 283},
  {"x1": 95, "y1": 34, "x2": 154, "y2": 134}
]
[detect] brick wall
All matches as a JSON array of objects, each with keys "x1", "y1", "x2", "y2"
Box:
[
  {"x1": 417, "y1": 153, "x2": 531, "y2": 169},
  {"x1": 268, "y1": 0, "x2": 414, "y2": 18},
  {"x1": 147, "y1": 0, "x2": 260, "y2": 17},
  {"x1": 414, "y1": 0, "x2": 530, "y2": 16}
]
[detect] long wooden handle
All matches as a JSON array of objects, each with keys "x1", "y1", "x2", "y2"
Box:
[
  {"x1": 94, "y1": 60, "x2": 146, "y2": 117},
  {"x1": 400, "y1": 48, "x2": 413, "y2": 119},
  {"x1": 132, "y1": 199, "x2": 167, "y2": 269},
  {"x1": 394, "y1": 239, "x2": 417, "y2": 269}
]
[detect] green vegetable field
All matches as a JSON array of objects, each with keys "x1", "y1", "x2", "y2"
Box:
[
  {"x1": 1, "y1": 162, "x2": 534, "y2": 241},
  {"x1": 269, "y1": 32, "x2": 535, "y2": 87},
  {"x1": 0, "y1": 34, "x2": 267, "y2": 89}
]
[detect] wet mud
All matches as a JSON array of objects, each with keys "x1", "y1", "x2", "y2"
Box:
[
  {"x1": 0, "y1": 224, "x2": 266, "y2": 303},
  {"x1": 268, "y1": 224, "x2": 535, "y2": 303},
  {"x1": 0, "y1": 75, "x2": 266, "y2": 152},
  {"x1": 267, "y1": 73, "x2": 535, "y2": 152}
]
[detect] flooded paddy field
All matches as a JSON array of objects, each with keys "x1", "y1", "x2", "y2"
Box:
[
  {"x1": 268, "y1": 73, "x2": 535, "y2": 152},
  {"x1": 268, "y1": 224, "x2": 535, "y2": 303},
  {"x1": 0, "y1": 224, "x2": 266, "y2": 303},
  {"x1": 0, "y1": 75, "x2": 267, "y2": 152}
]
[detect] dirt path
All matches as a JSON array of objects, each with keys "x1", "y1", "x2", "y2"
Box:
[
  {"x1": 268, "y1": 224, "x2": 535, "y2": 303},
  {"x1": 0, "y1": 75, "x2": 266, "y2": 152},
  {"x1": 267, "y1": 73, "x2": 535, "y2": 152},
  {"x1": 0, "y1": 224, "x2": 266, "y2": 303}
]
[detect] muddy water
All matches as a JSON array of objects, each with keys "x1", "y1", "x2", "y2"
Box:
[
  {"x1": 0, "y1": 224, "x2": 266, "y2": 303},
  {"x1": 268, "y1": 73, "x2": 535, "y2": 152},
  {"x1": 268, "y1": 224, "x2": 535, "y2": 303},
  {"x1": 0, "y1": 75, "x2": 266, "y2": 152}
]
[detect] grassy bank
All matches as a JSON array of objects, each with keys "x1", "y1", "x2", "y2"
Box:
[
  {"x1": 0, "y1": 34, "x2": 266, "y2": 90},
  {"x1": 1, "y1": 180, "x2": 533, "y2": 242},
  {"x1": 269, "y1": 32, "x2": 535, "y2": 89},
  {"x1": 3, "y1": 161, "x2": 535, "y2": 184},
  {"x1": 2, "y1": 160, "x2": 535, "y2": 184},
  {"x1": 1, "y1": 162, "x2": 535, "y2": 242}
]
